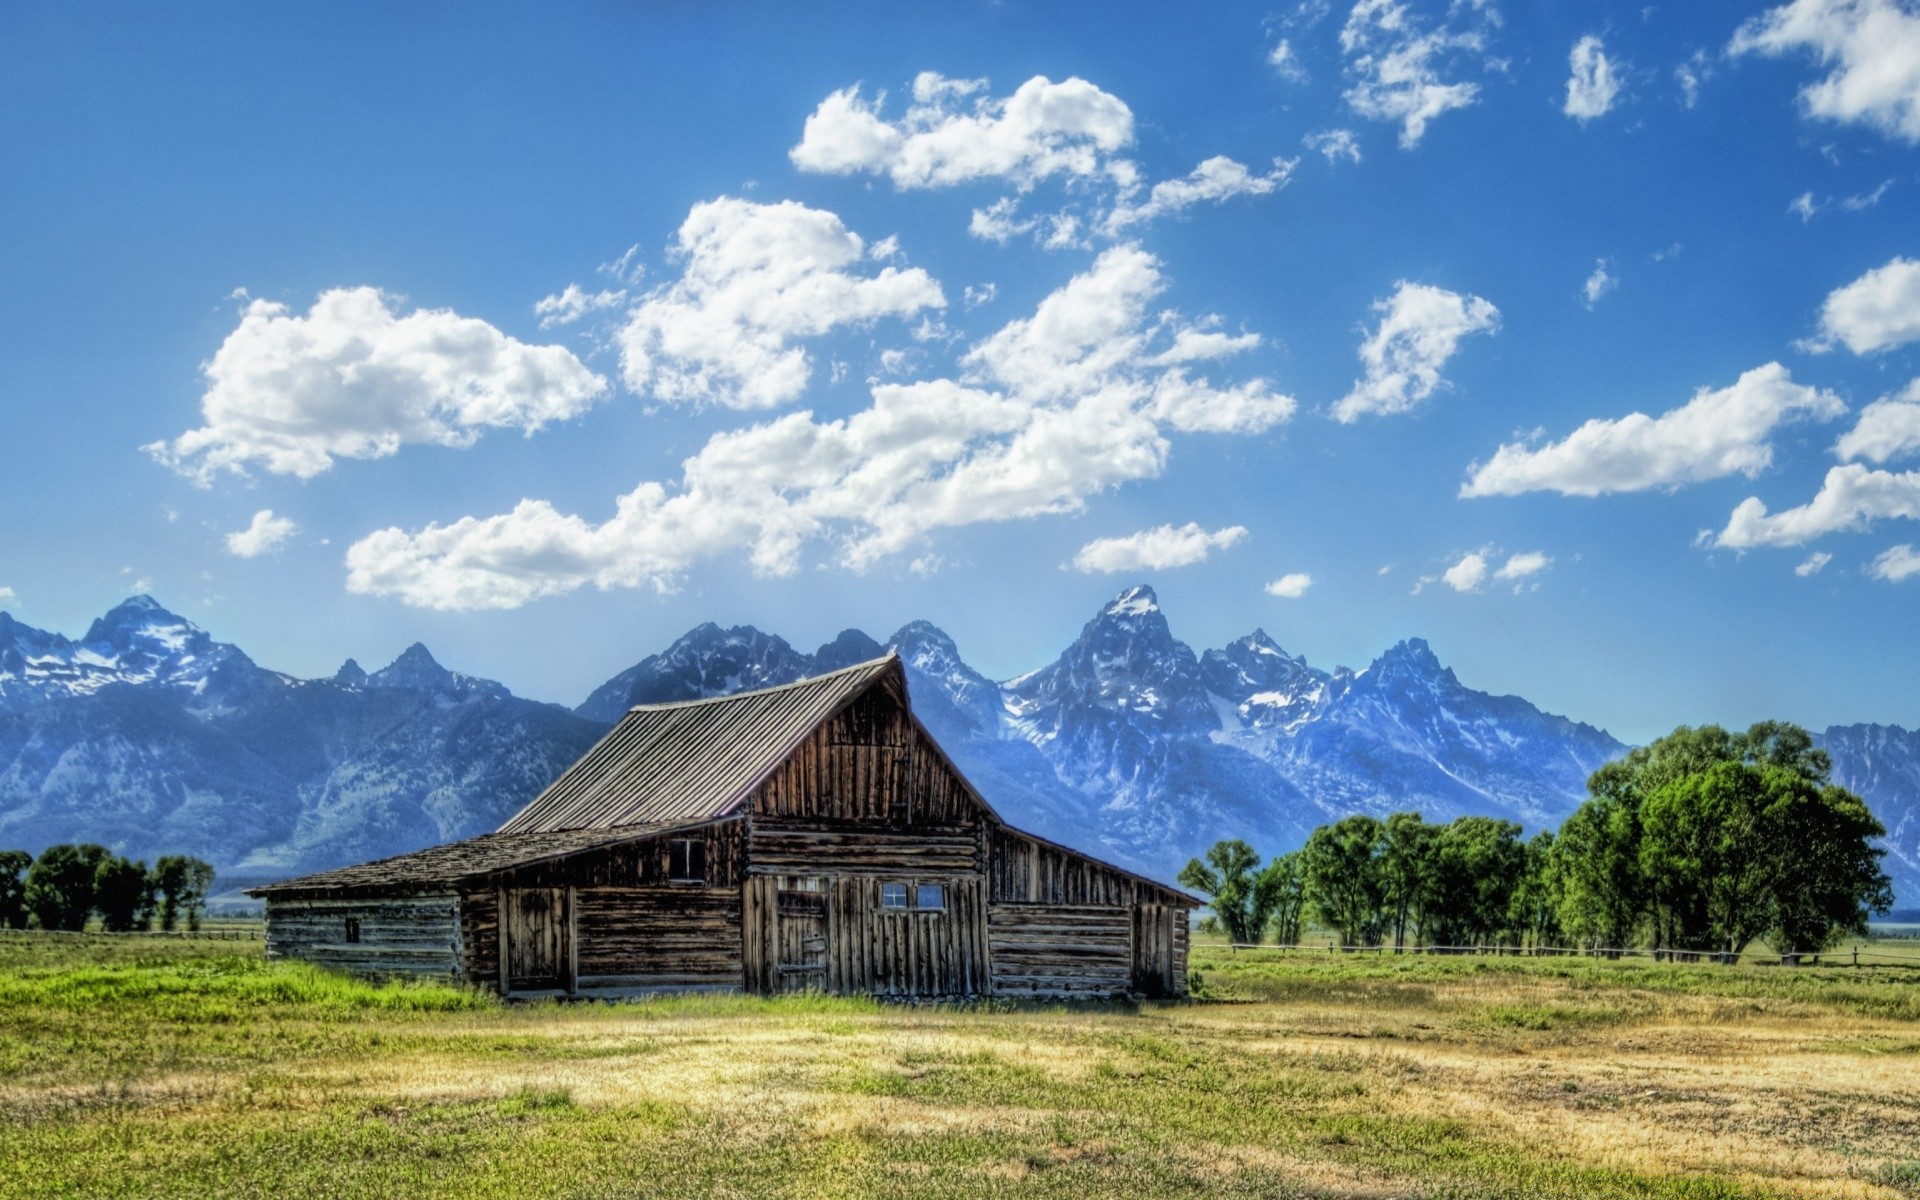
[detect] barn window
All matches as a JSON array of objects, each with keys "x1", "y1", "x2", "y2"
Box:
[
  {"x1": 668, "y1": 838, "x2": 706, "y2": 883},
  {"x1": 343, "y1": 917, "x2": 361, "y2": 943},
  {"x1": 915, "y1": 884, "x2": 946, "y2": 911},
  {"x1": 881, "y1": 882, "x2": 909, "y2": 909}
]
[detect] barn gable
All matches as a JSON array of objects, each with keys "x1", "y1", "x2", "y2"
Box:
[{"x1": 252, "y1": 653, "x2": 1197, "y2": 1000}]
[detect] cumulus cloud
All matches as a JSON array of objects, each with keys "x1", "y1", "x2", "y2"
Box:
[
  {"x1": 1462, "y1": 363, "x2": 1845, "y2": 497},
  {"x1": 1269, "y1": 38, "x2": 1310, "y2": 83},
  {"x1": 1565, "y1": 35, "x2": 1624, "y2": 120},
  {"x1": 1583, "y1": 259, "x2": 1617, "y2": 307},
  {"x1": 226, "y1": 509, "x2": 297, "y2": 558},
  {"x1": 1834, "y1": 381, "x2": 1920, "y2": 463},
  {"x1": 1870, "y1": 543, "x2": 1920, "y2": 580},
  {"x1": 1265, "y1": 572, "x2": 1313, "y2": 598},
  {"x1": 1729, "y1": 0, "x2": 1920, "y2": 143},
  {"x1": 1332, "y1": 281, "x2": 1499, "y2": 422},
  {"x1": 1070, "y1": 522, "x2": 1248, "y2": 573},
  {"x1": 145, "y1": 288, "x2": 607, "y2": 482},
  {"x1": 1495, "y1": 550, "x2": 1552, "y2": 581},
  {"x1": 790, "y1": 72, "x2": 1134, "y2": 189},
  {"x1": 1795, "y1": 550, "x2": 1834, "y2": 575},
  {"x1": 1717, "y1": 464, "x2": 1920, "y2": 547},
  {"x1": 617, "y1": 198, "x2": 944, "y2": 409},
  {"x1": 534, "y1": 284, "x2": 627, "y2": 329},
  {"x1": 1304, "y1": 128, "x2": 1364, "y2": 163},
  {"x1": 1105, "y1": 156, "x2": 1295, "y2": 232},
  {"x1": 1806, "y1": 256, "x2": 1920, "y2": 354},
  {"x1": 1339, "y1": 0, "x2": 1495, "y2": 148},
  {"x1": 1440, "y1": 551, "x2": 1489, "y2": 592},
  {"x1": 346, "y1": 247, "x2": 1296, "y2": 610}
]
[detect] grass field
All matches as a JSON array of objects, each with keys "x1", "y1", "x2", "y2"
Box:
[{"x1": 2, "y1": 934, "x2": 1918, "y2": 1198}]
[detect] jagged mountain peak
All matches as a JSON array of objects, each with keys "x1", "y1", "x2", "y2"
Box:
[
  {"x1": 1103, "y1": 584, "x2": 1161, "y2": 618},
  {"x1": 332, "y1": 659, "x2": 368, "y2": 688},
  {"x1": 82, "y1": 594, "x2": 204, "y2": 648},
  {"x1": 812, "y1": 628, "x2": 885, "y2": 672},
  {"x1": 1364, "y1": 637, "x2": 1455, "y2": 684},
  {"x1": 366, "y1": 642, "x2": 509, "y2": 700}
]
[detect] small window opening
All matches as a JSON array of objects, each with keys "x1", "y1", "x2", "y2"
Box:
[
  {"x1": 343, "y1": 916, "x2": 361, "y2": 944},
  {"x1": 668, "y1": 838, "x2": 706, "y2": 882},
  {"x1": 881, "y1": 882, "x2": 909, "y2": 910},
  {"x1": 916, "y1": 884, "x2": 947, "y2": 912}
]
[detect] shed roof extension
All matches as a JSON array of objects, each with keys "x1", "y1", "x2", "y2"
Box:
[{"x1": 498, "y1": 655, "x2": 902, "y2": 835}]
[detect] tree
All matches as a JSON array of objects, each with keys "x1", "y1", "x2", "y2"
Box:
[
  {"x1": 25, "y1": 844, "x2": 110, "y2": 931},
  {"x1": 1301, "y1": 816, "x2": 1385, "y2": 947},
  {"x1": 1506, "y1": 831, "x2": 1562, "y2": 949},
  {"x1": 1376, "y1": 812, "x2": 1435, "y2": 951},
  {"x1": 1552, "y1": 795, "x2": 1642, "y2": 951},
  {"x1": 0, "y1": 850, "x2": 30, "y2": 930},
  {"x1": 1179, "y1": 840, "x2": 1278, "y2": 945},
  {"x1": 1764, "y1": 780, "x2": 1891, "y2": 955},
  {"x1": 1426, "y1": 817, "x2": 1526, "y2": 947},
  {"x1": 1261, "y1": 851, "x2": 1307, "y2": 946},
  {"x1": 151, "y1": 856, "x2": 216, "y2": 932},
  {"x1": 1642, "y1": 761, "x2": 1777, "y2": 958},
  {"x1": 93, "y1": 855, "x2": 154, "y2": 932}
]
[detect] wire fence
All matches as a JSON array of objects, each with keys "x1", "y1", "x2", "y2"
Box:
[{"x1": 1212, "y1": 940, "x2": 1920, "y2": 969}]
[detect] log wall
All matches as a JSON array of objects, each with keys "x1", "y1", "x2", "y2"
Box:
[
  {"x1": 264, "y1": 894, "x2": 463, "y2": 979},
  {"x1": 743, "y1": 873, "x2": 987, "y2": 997},
  {"x1": 574, "y1": 886, "x2": 741, "y2": 993},
  {"x1": 987, "y1": 903, "x2": 1134, "y2": 998}
]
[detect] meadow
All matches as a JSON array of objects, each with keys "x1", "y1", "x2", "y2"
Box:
[{"x1": 2, "y1": 933, "x2": 1918, "y2": 1199}]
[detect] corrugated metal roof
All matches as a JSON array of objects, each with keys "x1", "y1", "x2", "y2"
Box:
[
  {"x1": 245, "y1": 822, "x2": 707, "y2": 896},
  {"x1": 497, "y1": 655, "x2": 902, "y2": 835}
]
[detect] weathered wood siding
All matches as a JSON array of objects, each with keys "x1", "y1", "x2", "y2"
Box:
[
  {"x1": 264, "y1": 894, "x2": 463, "y2": 979},
  {"x1": 574, "y1": 887, "x2": 741, "y2": 993},
  {"x1": 743, "y1": 873, "x2": 987, "y2": 997},
  {"x1": 987, "y1": 903, "x2": 1133, "y2": 998}
]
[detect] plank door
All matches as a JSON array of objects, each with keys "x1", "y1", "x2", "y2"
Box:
[
  {"x1": 1132, "y1": 903, "x2": 1176, "y2": 998},
  {"x1": 774, "y1": 876, "x2": 827, "y2": 993},
  {"x1": 504, "y1": 887, "x2": 571, "y2": 993}
]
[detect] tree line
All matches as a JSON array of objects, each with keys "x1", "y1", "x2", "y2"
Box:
[
  {"x1": 1180, "y1": 721, "x2": 1894, "y2": 959},
  {"x1": 0, "y1": 845, "x2": 215, "y2": 932}
]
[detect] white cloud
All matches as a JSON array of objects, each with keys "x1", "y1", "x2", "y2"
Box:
[
  {"x1": 963, "y1": 283, "x2": 998, "y2": 309},
  {"x1": 1441, "y1": 551, "x2": 1489, "y2": 592},
  {"x1": 1676, "y1": 50, "x2": 1713, "y2": 108},
  {"x1": 617, "y1": 198, "x2": 945, "y2": 410},
  {"x1": 533, "y1": 284, "x2": 626, "y2": 329},
  {"x1": 1495, "y1": 550, "x2": 1552, "y2": 581},
  {"x1": 1583, "y1": 259, "x2": 1617, "y2": 307},
  {"x1": 1789, "y1": 191, "x2": 1826, "y2": 221},
  {"x1": 1870, "y1": 543, "x2": 1920, "y2": 580},
  {"x1": 1332, "y1": 281, "x2": 1499, "y2": 422},
  {"x1": 1339, "y1": 0, "x2": 1494, "y2": 148},
  {"x1": 1717, "y1": 463, "x2": 1920, "y2": 547},
  {"x1": 1269, "y1": 38, "x2": 1310, "y2": 83},
  {"x1": 1304, "y1": 128, "x2": 1364, "y2": 163},
  {"x1": 1105, "y1": 155, "x2": 1295, "y2": 232},
  {"x1": 346, "y1": 247, "x2": 1296, "y2": 610},
  {"x1": 1729, "y1": 0, "x2": 1920, "y2": 143},
  {"x1": 225, "y1": 509, "x2": 297, "y2": 558},
  {"x1": 1807, "y1": 256, "x2": 1920, "y2": 354},
  {"x1": 790, "y1": 72, "x2": 1135, "y2": 189},
  {"x1": 1835, "y1": 381, "x2": 1920, "y2": 463},
  {"x1": 1462, "y1": 363, "x2": 1845, "y2": 497},
  {"x1": 1565, "y1": 35, "x2": 1624, "y2": 120},
  {"x1": 1795, "y1": 550, "x2": 1834, "y2": 575},
  {"x1": 1266, "y1": 572, "x2": 1314, "y2": 598},
  {"x1": 0, "y1": 587, "x2": 15, "y2": 607},
  {"x1": 1842, "y1": 179, "x2": 1894, "y2": 210},
  {"x1": 1070, "y1": 523, "x2": 1248, "y2": 573},
  {"x1": 145, "y1": 288, "x2": 608, "y2": 482}
]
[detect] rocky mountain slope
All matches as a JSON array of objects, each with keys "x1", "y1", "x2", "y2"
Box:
[{"x1": 0, "y1": 589, "x2": 1914, "y2": 906}]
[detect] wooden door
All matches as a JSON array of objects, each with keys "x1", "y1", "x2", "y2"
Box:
[
  {"x1": 504, "y1": 887, "x2": 570, "y2": 993},
  {"x1": 774, "y1": 877, "x2": 826, "y2": 992},
  {"x1": 1132, "y1": 903, "x2": 1175, "y2": 998}
]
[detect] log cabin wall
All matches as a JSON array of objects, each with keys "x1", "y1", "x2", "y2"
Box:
[
  {"x1": 263, "y1": 894, "x2": 463, "y2": 979},
  {"x1": 742, "y1": 680, "x2": 991, "y2": 997}
]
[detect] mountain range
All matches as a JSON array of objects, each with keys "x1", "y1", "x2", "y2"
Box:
[{"x1": 1, "y1": 588, "x2": 1914, "y2": 908}]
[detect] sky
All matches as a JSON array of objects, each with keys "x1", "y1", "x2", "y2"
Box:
[{"x1": 3, "y1": 1, "x2": 1919, "y2": 744}]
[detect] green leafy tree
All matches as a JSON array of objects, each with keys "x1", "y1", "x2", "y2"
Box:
[
  {"x1": 1261, "y1": 851, "x2": 1307, "y2": 946},
  {"x1": 151, "y1": 855, "x2": 216, "y2": 932},
  {"x1": 1642, "y1": 762, "x2": 1777, "y2": 958},
  {"x1": 93, "y1": 855, "x2": 154, "y2": 932},
  {"x1": 1179, "y1": 840, "x2": 1277, "y2": 945},
  {"x1": 1377, "y1": 812, "x2": 1435, "y2": 950},
  {"x1": 1506, "y1": 831, "x2": 1563, "y2": 948},
  {"x1": 1551, "y1": 796, "x2": 1642, "y2": 951},
  {"x1": 1427, "y1": 817, "x2": 1526, "y2": 946},
  {"x1": 0, "y1": 849, "x2": 30, "y2": 930},
  {"x1": 1764, "y1": 779, "x2": 1891, "y2": 954},
  {"x1": 1301, "y1": 816, "x2": 1385, "y2": 947},
  {"x1": 25, "y1": 843, "x2": 110, "y2": 931}
]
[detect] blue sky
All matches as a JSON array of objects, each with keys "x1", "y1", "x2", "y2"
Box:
[{"x1": 3, "y1": 1, "x2": 1919, "y2": 743}]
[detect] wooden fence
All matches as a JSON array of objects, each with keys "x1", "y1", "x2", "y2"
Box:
[
  {"x1": 0, "y1": 926, "x2": 261, "y2": 941},
  {"x1": 1212, "y1": 941, "x2": 1920, "y2": 968}
]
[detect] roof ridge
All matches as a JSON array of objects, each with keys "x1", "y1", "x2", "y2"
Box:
[{"x1": 625, "y1": 651, "x2": 898, "y2": 712}]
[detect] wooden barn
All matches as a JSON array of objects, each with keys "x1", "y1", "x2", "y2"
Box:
[{"x1": 249, "y1": 655, "x2": 1198, "y2": 1000}]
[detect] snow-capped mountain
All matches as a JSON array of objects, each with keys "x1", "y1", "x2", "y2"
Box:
[{"x1": 1, "y1": 589, "x2": 1914, "y2": 907}]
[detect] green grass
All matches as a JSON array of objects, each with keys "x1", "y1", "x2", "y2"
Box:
[{"x1": 1, "y1": 933, "x2": 1916, "y2": 1198}]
